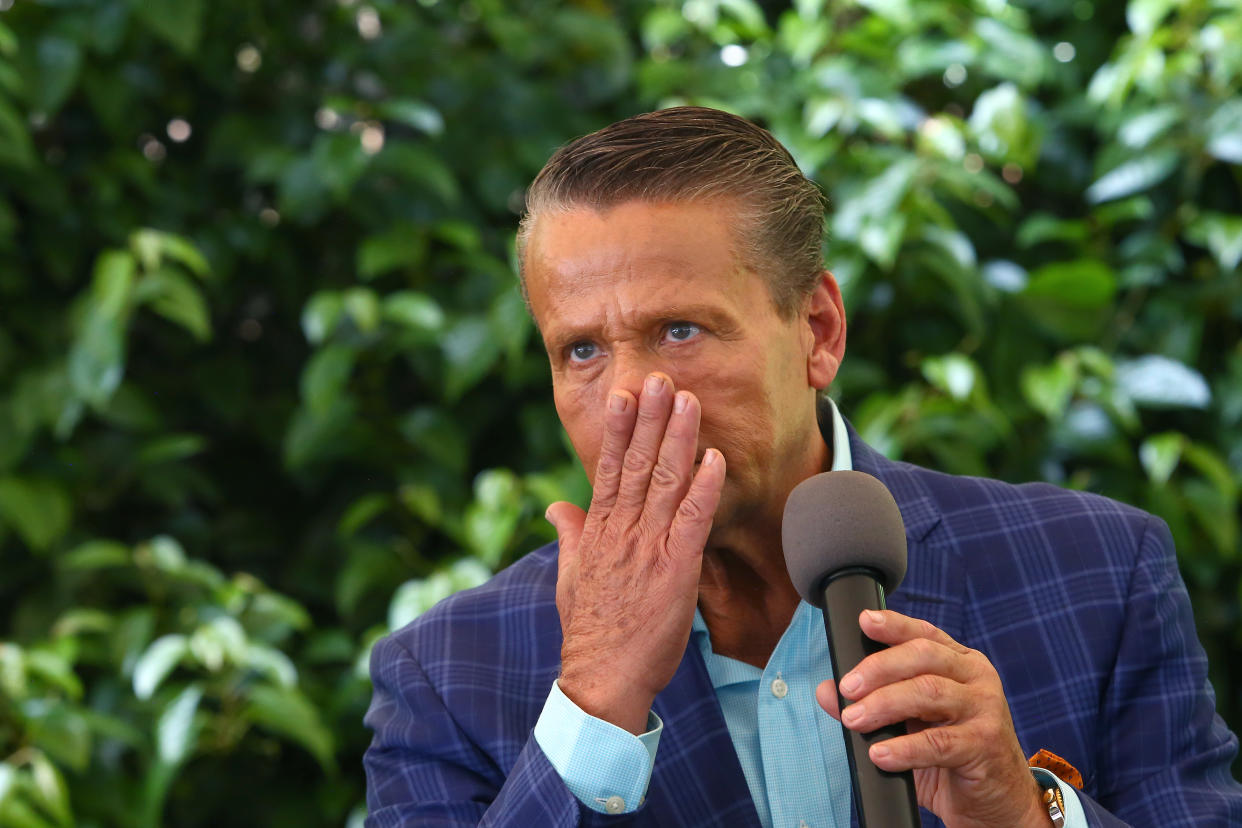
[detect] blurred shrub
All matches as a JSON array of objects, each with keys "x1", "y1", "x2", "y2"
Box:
[{"x1": 1, "y1": 0, "x2": 1238, "y2": 823}]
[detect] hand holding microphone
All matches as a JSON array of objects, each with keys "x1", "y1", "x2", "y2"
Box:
[{"x1": 784, "y1": 472, "x2": 1049, "y2": 828}]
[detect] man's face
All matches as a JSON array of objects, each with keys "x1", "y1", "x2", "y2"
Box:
[{"x1": 524, "y1": 199, "x2": 831, "y2": 534}]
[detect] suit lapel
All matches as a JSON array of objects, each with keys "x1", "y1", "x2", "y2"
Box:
[
  {"x1": 646, "y1": 643, "x2": 762, "y2": 827},
  {"x1": 846, "y1": 422, "x2": 963, "y2": 642}
]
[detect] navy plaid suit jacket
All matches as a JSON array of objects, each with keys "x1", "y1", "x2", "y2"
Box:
[{"x1": 364, "y1": 425, "x2": 1242, "y2": 826}]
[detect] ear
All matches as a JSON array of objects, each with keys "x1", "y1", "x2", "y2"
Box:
[{"x1": 805, "y1": 270, "x2": 847, "y2": 391}]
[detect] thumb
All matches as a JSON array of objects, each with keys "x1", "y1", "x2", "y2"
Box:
[
  {"x1": 548, "y1": 501, "x2": 586, "y2": 598},
  {"x1": 816, "y1": 679, "x2": 841, "y2": 720},
  {"x1": 546, "y1": 500, "x2": 586, "y2": 562}
]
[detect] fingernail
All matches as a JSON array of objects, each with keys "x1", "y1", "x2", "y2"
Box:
[
  {"x1": 842, "y1": 703, "x2": 864, "y2": 725},
  {"x1": 840, "y1": 673, "x2": 861, "y2": 694},
  {"x1": 609, "y1": 392, "x2": 627, "y2": 413},
  {"x1": 871, "y1": 744, "x2": 891, "y2": 760},
  {"x1": 544, "y1": 507, "x2": 556, "y2": 527},
  {"x1": 674, "y1": 392, "x2": 688, "y2": 413},
  {"x1": 864, "y1": 609, "x2": 884, "y2": 625},
  {"x1": 703, "y1": 449, "x2": 719, "y2": 466},
  {"x1": 645, "y1": 374, "x2": 663, "y2": 395}
]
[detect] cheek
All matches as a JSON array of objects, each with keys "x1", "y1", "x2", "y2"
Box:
[{"x1": 553, "y1": 382, "x2": 604, "y2": 482}]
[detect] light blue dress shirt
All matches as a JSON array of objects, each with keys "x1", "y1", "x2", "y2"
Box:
[{"x1": 534, "y1": 399, "x2": 1086, "y2": 827}]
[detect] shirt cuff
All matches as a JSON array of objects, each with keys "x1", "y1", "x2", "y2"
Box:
[
  {"x1": 1031, "y1": 768, "x2": 1088, "y2": 828},
  {"x1": 533, "y1": 679, "x2": 662, "y2": 814}
]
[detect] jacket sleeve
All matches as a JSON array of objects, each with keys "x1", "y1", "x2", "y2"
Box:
[
  {"x1": 363, "y1": 633, "x2": 582, "y2": 828},
  {"x1": 1085, "y1": 516, "x2": 1242, "y2": 826}
]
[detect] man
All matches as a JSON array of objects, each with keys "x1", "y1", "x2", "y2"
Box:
[{"x1": 364, "y1": 107, "x2": 1242, "y2": 826}]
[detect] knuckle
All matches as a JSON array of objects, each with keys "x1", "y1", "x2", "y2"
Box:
[
  {"x1": 595, "y1": 452, "x2": 622, "y2": 480},
  {"x1": 914, "y1": 673, "x2": 944, "y2": 703},
  {"x1": 924, "y1": 726, "x2": 957, "y2": 758},
  {"x1": 622, "y1": 448, "x2": 653, "y2": 474},
  {"x1": 649, "y1": 460, "x2": 682, "y2": 491},
  {"x1": 675, "y1": 494, "x2": 706, "y2": 523}
]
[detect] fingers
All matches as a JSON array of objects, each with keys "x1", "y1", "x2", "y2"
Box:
[
  {"x1": 665, "y1": 448, "x2": 725, "y2": 560},
  {"x1": 840, "y1": 674, "x2": 968, "y2": 733},
  {"x1": 588, "y1": 389, "x2": 639, "y2": 512},
  {"x1": 642, "y1": 389, "x2": 703, "y2": 527},
  {"x1": 867, "y1": 719, "x2": 1015, "y2": 775},
  {"x1": 838, "y1": 633, "x2": 975, "y2": 703},
  {"x1": 857, "y1": 609, "x2": 969, "y2": 652},
  {"x1": 614, "y1": 373, "x2": 677, "y2": 513}
]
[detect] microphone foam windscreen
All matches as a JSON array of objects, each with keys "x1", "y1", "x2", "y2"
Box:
[{"x1": 782, "y1": 470, "x2": 908, "y2": 605}]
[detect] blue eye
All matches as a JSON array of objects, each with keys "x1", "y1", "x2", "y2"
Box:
[
  {"x1": 665, "y1": 323, "x2": 701, "y2": 342},
  {"x1": 569, "y1": 342, "x2": 598, "y2": 363}
]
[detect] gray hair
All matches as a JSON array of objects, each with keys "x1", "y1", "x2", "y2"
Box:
[{"x1": 517, "y1": 106, "x2": 826, "y2": 318}]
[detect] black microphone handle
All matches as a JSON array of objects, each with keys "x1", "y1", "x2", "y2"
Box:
[{"x1": 821, "y1": 567, "x2": 921, "y2": 828}]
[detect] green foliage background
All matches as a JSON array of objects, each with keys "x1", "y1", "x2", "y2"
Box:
[{"x1": 1, "y1": 0, "x2": 1239, "y2": 823}]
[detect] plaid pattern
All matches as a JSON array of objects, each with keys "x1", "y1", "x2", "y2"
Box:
[{"x1": 364, "y1": 423, "x2": 1242, "y2": 826}]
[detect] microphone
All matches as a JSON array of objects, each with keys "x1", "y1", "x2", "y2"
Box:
[{"x1": 782, "y1": 470, "x2": 920, "y2": 828}]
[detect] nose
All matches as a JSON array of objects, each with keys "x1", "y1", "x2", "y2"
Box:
[{"x1": 609, "y1": 348, "x2": 672, "y2": 399}]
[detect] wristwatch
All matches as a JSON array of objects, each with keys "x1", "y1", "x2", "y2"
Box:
[{"x1": 1032, "y1": 768, "x2": 1066, "y2": 827}]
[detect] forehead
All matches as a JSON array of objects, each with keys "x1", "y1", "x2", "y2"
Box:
[{"x1": 523, "y1": 199, "x2": 758, "y2": 317}]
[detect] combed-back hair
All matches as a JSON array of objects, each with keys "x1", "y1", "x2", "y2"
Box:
[{"x1": 517, "y1": 106, "x2": 826, "y2": 318}]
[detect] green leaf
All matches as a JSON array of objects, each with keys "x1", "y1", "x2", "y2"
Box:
[
  {"x1": 1140, "y1": 432, "x2": 1184, "y2": 486},
  {"x1": 441, "y1": 316, "x2": 502, "y2": 401},
  {"x1": 388, "y1": 558, "x2": 491, "y2": 631},
  {"x1": 68, "y1": 250, "x2": 135, "y2": 409},
  {"x1": 300, "y1": 344, "x2": 356, "y2": 417},
  {"x1": 1115, "y1": 355, "x2": 1211, "y2": 409},
  {"x1": 358, "y1": 225, "x2": 428, "y2": 280},
  {"x1": 400, "y1": 408, "x2": 468, "y2": 472},
  {"x1": 135, "y1": 267, "x2": 212, "y2": 342},
  {"x1": 921, "y1": 354, "x2": 977, "y2": 401},
  {"x1": 342, "y1": 287, "x2": 381, "y2": 334},
  {"x1": 156, "y1": 683, "x2": 202, "y2": 765},
  {"x1": 338, "y1": 493, "x2": 390, "y2": 539},
  {"x1": 30, "y1": 752, "x2": 72, "y2": 827},
  {"x1": 383, "y1": 291, "x2": 444, "y2": 334},
  {"x1": 0, "y1": 643, "x2": 24, "y2": 700},
  {"x1": 1017, "y1": 214, "x2": 1089, "y2": 248},
  {"x1": 24, "y1": 649, "x2": 82, "y2": 699},
  {"x1": 968, "y1": 83, "x2": 1039, "y2": 166},
  {"x1": 244, "y1": 685, "x2": 335, "y2": 772},
  {"x1": 130, "y1": 230, "x2": 210, "y2": 278},
  {"x1": 1126, "y1": 0, "x2": 1176, "y2": 35},
  {"x1": 0, "y1": 476, "x2": 72, "y2": 552},
  {"x1": 1118, "y1": 105, "x2": 1180, "y2": 149},
  {"x1": 188, "y1": 616, "x2": 247, "y2": 672},
  {"x1": 1085, "y1": 150, "x2": 1179, "y2": 204},
  {"x1": 130, "y1": 0, "x2": 203, "y2": 54},
  {"x1": 1205, "y1": 99, "x2": 1242, "y2": 164},
  {"x1": 60, "y1": 540, "x2": 130, "y2": 570},
  {"x1": 68, "y1": 313, "x2": 127, "y2": 409},
  {"x1": 1022, "y1": 356, "x2": 1079, "y2": 420},
  {"x1": 22, "y1": 36, "x2": 82, "y2": 117},
  {"x1": 0, "y1": 96, "x2": 36, "y2": 168},
  {"x1": 244, "y1": 644, "x2": 298, "y2": 687},
  {"x1": 1024, "y1": 260, "x2": 1117, "y2": 309},
  {"x1": 136, "y1": 433, "x2": 207, "y2": 465},
  {"x1": 379, "y1": 100, "x2": 444, "y2": 135},
  {"x1": 301, "y1": 291, "x2": 344, "y2": 344},
  {"x1": 132, "y1": 635, "x2": 188, "y2": 700},
  {"x1": 1184, "y1": 212, "x2": 1242, "y2": 272},
  {"x1": 23, "y1": 708, "x2": 91, "y2": 773}
]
